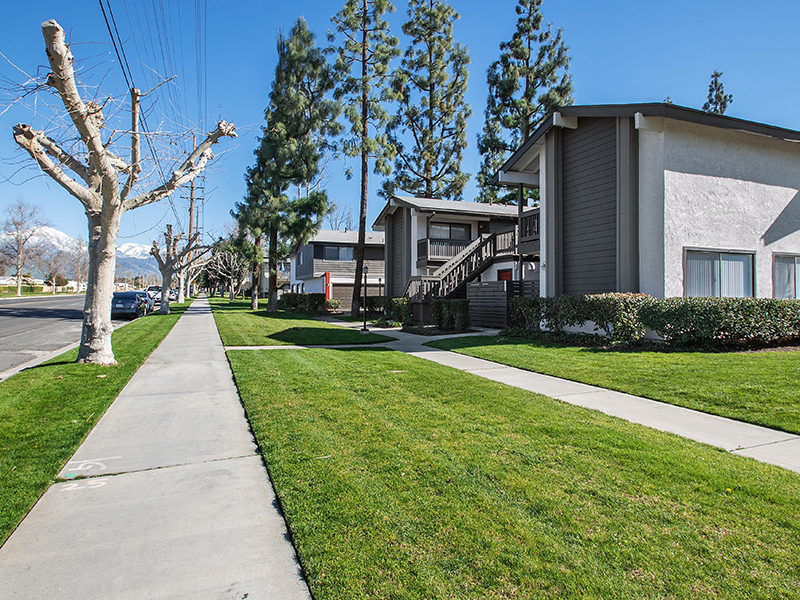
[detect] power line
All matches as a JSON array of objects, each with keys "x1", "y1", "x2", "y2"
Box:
[{"x1": 98, "y1": 0, "x2": 184, "y2": 231}]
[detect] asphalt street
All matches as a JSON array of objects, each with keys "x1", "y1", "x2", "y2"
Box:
[{"x1": 0, "y1": 294, "x2": 86, "y2": 375}]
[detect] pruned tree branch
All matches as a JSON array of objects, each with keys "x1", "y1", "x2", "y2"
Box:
[
  {"x1": 123, "y1": 121, "x2": 237, "y2": 211},
  {"x1": 12, "y1": 123, "x2": 98, "y2": 210}
]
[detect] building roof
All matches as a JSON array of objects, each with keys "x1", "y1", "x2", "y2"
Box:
[
  {"x1": 493, "y1": 102, "x2": 800, "y2": 187},
  {"x1": 306, "y1": 230, "x2": 385, "y2": 246},
  {"x1": 373, "y1": 195, "x2": 518, "y2": 229}
]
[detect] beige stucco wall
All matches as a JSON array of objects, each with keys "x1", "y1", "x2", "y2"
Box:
[{"x1": 638, "y1": 118, "x2": 800, "y2": 298}]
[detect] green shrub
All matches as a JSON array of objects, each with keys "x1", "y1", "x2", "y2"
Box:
[
  {"x1": 277, "y1": 292, "x2": 326, "y2": 314},
  {"x1": 430, "y1": 299, "x2": 444, "y2": 329},
  {"x1": 325, "y1": 298, "x2": 341, "y2": 311},
  {"x1": 542, "y1": 295, "x2": 588, "y2": 332},
  {"x1": 449, "y1": 299, "x2": 471, "y2": 333},
  {"x1": 509, "y1": 296, "x2": 544, "y2": 330},
  {"x1": 584, "y1": 293, "x2": 654, "y2": 344},
  {"x1": 430, "y1": 299, "x2": 470, "y2": 332},
  {"x1": 389, "y1": 298, "x2": 412, "y2": 325},
  {"x1": 640, "y1": 297, "x2": 800, "y2": 349}
]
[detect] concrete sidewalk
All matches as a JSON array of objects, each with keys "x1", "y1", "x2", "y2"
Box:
[
  {"x1": 314, "y1": 316, "x2": 800, "y2": 475},
  {"x1": 0, "y1": 296, "x2": 311, "y2": 600}
]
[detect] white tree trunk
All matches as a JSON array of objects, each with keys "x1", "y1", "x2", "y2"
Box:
[
  {"x1": 78, "y1": 213, "x2": 119, "y2": 364},
  {"x1": 178, "y1": 271, "x2": 186, "y2": 303},
  {"x1": 159, "y1": 270, "x2": 173, "y2": 315}
]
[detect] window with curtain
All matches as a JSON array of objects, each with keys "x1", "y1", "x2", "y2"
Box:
[
  {"x1": 323, "y1": 246, "x2": 354, "y2": 261},
  {"x1": 429, "y1": 222, "x2": 471, "y2": 240},
  {"x1": 773, "y1": 255, "x2": 800, "y2": 299},
  {"x1": 685, "y1": 250, "x2": 753, "y2": 298}
]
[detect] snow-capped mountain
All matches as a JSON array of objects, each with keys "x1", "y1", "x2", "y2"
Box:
[
  {"x1": 20, "y1": 227, "x2": 159, "y2": 277},
  {"x1": 117, "y1": 242, "x2": 154, "y2": 260}
]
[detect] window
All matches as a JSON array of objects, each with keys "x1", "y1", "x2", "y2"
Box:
[
  {"x1": 685, "y1": 250, "x2": 753, "y2": 298},
  {"x1": 323, "y1": 246, "x2": 354, "y2": 261},
  {"x1": 429, "y1": 222, "x2": 470, "y2": 240},
  {"x1": 774, "y1": 255, "x2": 800, "y2": 299},
  {"x1": 299, "y1": 250, "x2": 304, "y2": 266}
]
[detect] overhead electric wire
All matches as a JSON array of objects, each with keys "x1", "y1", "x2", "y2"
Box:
[{"x1": 98, "y1": 0, "x2": 184, "y2": 231}]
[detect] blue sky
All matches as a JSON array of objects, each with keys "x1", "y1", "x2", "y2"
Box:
[{"x1": 1, "y1": 0, "x2": 799, "y2": 247}]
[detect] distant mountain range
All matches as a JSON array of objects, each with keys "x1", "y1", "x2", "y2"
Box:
[{"x1": 28, "y1": 227, "x2": 159, "y2": 277}]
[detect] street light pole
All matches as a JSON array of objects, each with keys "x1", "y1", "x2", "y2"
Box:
[{"x1": 361, "y1": 266, "x2": 369, "y2": 333}]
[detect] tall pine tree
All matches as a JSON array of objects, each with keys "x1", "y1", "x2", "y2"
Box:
[
  {"x1": 702, "y1": 70, "x2": 733, "y2": 115},
  {"x1": 381, "y1": 0, "x2": 471, "y2": 201},
  {"x1": 329, "y1": 0, "x2": 400, "y2": 317},
  {"x1": 476, "y1": 0, "x2": 572, "y2": 204},
  {"x1": 239, "y1": 18, "x2": 339, "y2": 311}
]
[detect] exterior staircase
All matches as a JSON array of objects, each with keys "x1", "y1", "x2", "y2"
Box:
[{"x1": 403, "y1": 229, "x2": 516, "y2": 301}]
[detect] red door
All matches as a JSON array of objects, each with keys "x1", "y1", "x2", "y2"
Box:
[{"x1": 498, "y1": 269, "x2": 512, "y2": 281}]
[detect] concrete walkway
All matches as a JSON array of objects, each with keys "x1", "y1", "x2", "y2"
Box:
[
  {"x1": 0, "y1": 296, "x2": 312, "y2": 600},
  {"x1": 310, "y1": 317, "x2": 800, "y2": 475}
]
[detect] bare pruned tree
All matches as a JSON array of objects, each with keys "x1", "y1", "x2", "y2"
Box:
[
  {"x1": 206, "y1": 243, "x2": 248, "y2": 300},
  {"x1": 150, "y1": 224, "x2": 210, "y2": 314},
  {"x1": 11, "y1": 20, "x2": 235, "y2": 364},
  {"x1": 69, "y1": 238, "x2": 89, "y2": 293},
  {"x1": 0, "y1": 197, "x2": 49, "y2": 296},
  {"x1": 34, "y1": 245, "x2": 68, "y2": 294},
  {"x1": 325, "y1": 201, "x2": 355, "y2": 232}
]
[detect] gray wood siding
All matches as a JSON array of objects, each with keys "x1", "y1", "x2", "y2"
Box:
[
  {"x1": 390, "y1": 209, "x2": 405, "y2": 295},
  {"x1": 561, "y1": 117, "x2": 617, "y2": 294},
  {"x1": 295, "y1": 245, "x2": 313, "y2": 279},
  {"x1": 312, "y1": 258, "x2": 384, "y2": 279}
]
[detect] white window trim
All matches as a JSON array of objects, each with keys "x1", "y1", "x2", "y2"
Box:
[{"x1": 683, "y1": 248, "x2": 755, "y2": 298}]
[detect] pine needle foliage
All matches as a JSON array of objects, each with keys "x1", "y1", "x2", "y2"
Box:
[
  {"x1": 477, "y1": 0, "x2": 572, "y2": 204},
  {"x1": 702, "y1": 70, "x2": 733, "y2": 115},
  {"x1": 240, "y1": 18, "x2": 339, "y2": 311},
  {"x1": 381, "y1": 0, "x2": 471, "y2": 201}
]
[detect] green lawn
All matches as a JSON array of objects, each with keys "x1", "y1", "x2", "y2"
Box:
[
  {"x1": 229, "y1": 347, "x2": 800, "y2": 599},
  {"x1": 209, "y1": 297, "x2": 392, "y2": 346},
  {"x1": 427, "y1": 336, "x2": 800, "y2": 435},
  {"x1": 0, "y1": 301, "x2": 192, "y2": 544}
]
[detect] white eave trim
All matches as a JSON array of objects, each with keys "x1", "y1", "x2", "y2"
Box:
[
  {"x1": 634, "y1": 112, "x2": 663, "y2": 132},
  {"x1": 497, "y1": 170, "x2": 540, "y2": 187},
  {"x1": 553, "y1": 111, "x2": 578, "y2": 129}
]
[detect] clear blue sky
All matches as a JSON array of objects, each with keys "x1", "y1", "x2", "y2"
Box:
[{"x1": 1, "y1": 0, "x2": 799, "y2": 247}]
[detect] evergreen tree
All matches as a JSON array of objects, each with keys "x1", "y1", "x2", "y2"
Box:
[
  {"x1": 703, "y1": 70, "x2": 733, "y2": 115},
  {"x1": 240, "y1": 18, "x2": 339, "y2": 311},
  {"x1": 381, "y1": 0, "x2": 471, "y2": 201},
  {"x1": 476, "y1": 0, "x2": 572, "y2": 204},
  {"x1": 329, "y1": 0, "x2": 400, "y2": 317}
]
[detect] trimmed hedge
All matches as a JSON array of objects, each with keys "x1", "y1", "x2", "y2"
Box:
[
  {"x1": 278, "y1": 292, "x2": 326, "y2": 313},
  {"x1": 640, "y1": 297, "x2": 800, "y2": 349},
  {"x1": 366, "y1": 296, "x2": 412, "y2": 325},
  {"x1": 509, "y1": 293, "x2": 800, "y2": 349},
  {"x1": 431, "y1": 298, "x2": 471, "y2": 333}
]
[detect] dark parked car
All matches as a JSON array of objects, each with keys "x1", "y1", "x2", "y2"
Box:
[{"x1": 111, "y1": 291, "x2": 154, "y2": 319}]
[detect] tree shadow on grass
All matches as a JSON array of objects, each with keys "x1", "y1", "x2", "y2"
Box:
[{"x1": 267, "y1": 327, "x2": 390, "y2": 345}]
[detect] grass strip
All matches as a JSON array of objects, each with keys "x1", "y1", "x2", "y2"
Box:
[
  {"x1": 426, "y1": 337, "x2": 800, "y2": 435},
  {"x1": 0, "y1": 300, "x2": 192, "y2": 544},
  {"x1": 229, "y1": 347, "x2": 800, "y2": 599},
  {"x1": 209, "y1": 297, "x2": 392, "y2": 346}
]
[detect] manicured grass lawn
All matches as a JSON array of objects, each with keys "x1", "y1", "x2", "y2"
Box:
[
  {"x1": 428, "y1": 337, "x2": 800, "y2": 436},
  {"x1": 0, "y1": 301, "x2": 192, "y2": 544},
  {"x1": 209, "y1": 297, "x2": 392, "y2": 346},
  {"x1": 229, "y1": 348, "x2": 800, "y2": 599}
]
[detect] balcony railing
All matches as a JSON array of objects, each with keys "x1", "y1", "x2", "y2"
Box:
[
  {"x1": 520, "y1": 208, "x2": 540, "y2": 242},
  {"x1": 417, "y1": 238, "x2": 471, "y2": 263}
]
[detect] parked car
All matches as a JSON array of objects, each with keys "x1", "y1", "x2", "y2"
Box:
[
  {"x1": 146, "y1": 285, "x2": 162, "y2": 303},
  {"x1": 111, "y1": 291, "x2": 154, "y2": 319},
  {"x1": 168, "y1": 289, "x2": 178, "y2": 302}
]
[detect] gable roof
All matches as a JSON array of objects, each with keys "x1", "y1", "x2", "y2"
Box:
[
  {"x1": 306, "y1": 230, "x2": 385, "y2": 246},
  {"x1": 493, "y1": 103, "x2": 800, "y2": 186},
  {"x1": 373, "y1": 195, "x2": 518, "y2": 229}
]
